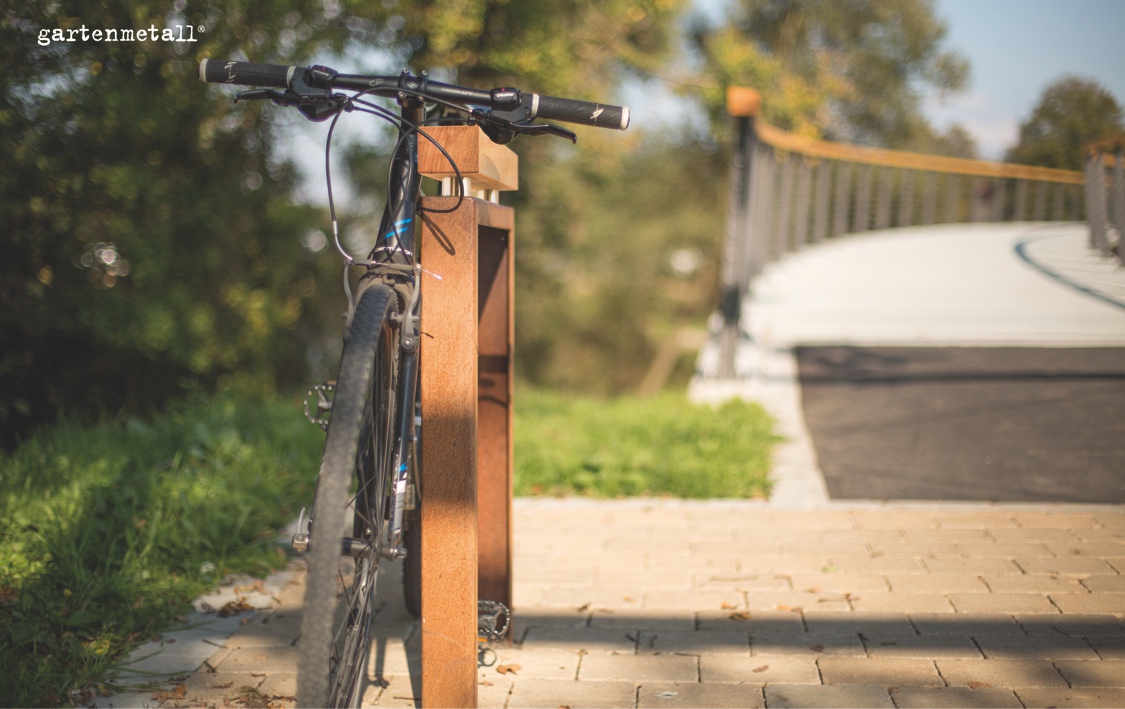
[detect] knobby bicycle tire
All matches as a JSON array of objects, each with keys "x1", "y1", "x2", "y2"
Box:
[{"x1": 298, "y1": 284, "x2": 399, "y2": 708}]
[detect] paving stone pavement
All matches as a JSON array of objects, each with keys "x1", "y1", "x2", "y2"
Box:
[
  {"x1": 95, "y1": 223, "x2": 1125, "y2": 707},
  {"x1": 99, "y1": 499, "x2": 1125, "y2": 708}
]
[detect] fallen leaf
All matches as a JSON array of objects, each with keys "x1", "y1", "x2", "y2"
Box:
[
  {"x1": 0, "y1": 586, "x2": 18, "y2": 605},
  {"x1": 219, "y1": 598, "x2": 254, "y2": 617},
  {"x1": 576, "y1": 603, "x2": 590, "y2": 612},
  {"x1": 720, "y1": 602, "x2": 738, "y2": 610},
  {"x1": 479, "y1": 680, "x2": 494, "y2": 687},
  {"x1": 255, "y1": 654, "x2": 270, "y2": 661},
  {"x1": 151, "y1": 684, "x2": 187, "y2": 702},
  {"x1": 753, "y1": 665, "x2": 769, "y2": 673},
  {"x1": 496, "y1": 663, "x2": 521, "y2": 675},
  {"x1": 213, "y1": 681, "x2": 234, "y2": 689},
  {"x1": 775, "y1": 604, "x2": 792, "y2": 611},
  {"x1": 235, "y1": 580, "x2": 267, "y2": 595},
  {"x1": 623, "y1": 596, "x2": 635, "y2": 603},
  {"x1": 729, "y1": 612, "x2": 749, "y2": 621},
  {"x1": 967, "y1": 681, "x2": 992, "y2": 689}
]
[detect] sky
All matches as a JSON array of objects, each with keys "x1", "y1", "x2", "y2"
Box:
[{"x1": 925, "y1": 0, "x2": 1125, "y2": 159}]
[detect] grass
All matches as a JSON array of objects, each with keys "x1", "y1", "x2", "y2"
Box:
[
  {"x1": 515, "y1": 389, "x2": 780, "y2": 498},
  {"x1": 0, "y1": 388, "x2": 779, "y2": 705},
  {"x1": 0, "y1": 396, "x2": 323, "y2": 707}
]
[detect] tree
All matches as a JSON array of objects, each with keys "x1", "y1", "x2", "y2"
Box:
[
  {"x1": 1005, "y1": 76, "x2": 1124, "y2": 171},
  {"x1": 0, "y1": 1, "x2": 357, "y2": 447},
  {"x1": 0, "y1": 0, "x2": 687, "y2": 444},
  {"x1": 691, "y1": 0, "x2": 969, "y2": 148}
]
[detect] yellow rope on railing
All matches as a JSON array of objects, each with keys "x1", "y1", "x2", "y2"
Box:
[{"x1": 726, "y1": 86, "x2": 1085, "y2": 185}]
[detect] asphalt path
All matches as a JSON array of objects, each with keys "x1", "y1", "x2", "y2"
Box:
[
  {"x1": 797, "y1": 345, "x2": 1125, "y2": 503},
  {"x1": 694, "y1": 223, "x2": 1125, "y2": 504}
]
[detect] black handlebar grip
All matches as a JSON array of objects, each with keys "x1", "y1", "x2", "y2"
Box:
[
  {"x1": 531, "y1": 94, "x2": 631, "y2": 130},
  {"x1": 199, "y1": 59, "x2": 297, "y2": 88}
]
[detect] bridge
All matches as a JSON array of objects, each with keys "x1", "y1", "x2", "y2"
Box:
[{"x1": 691, "y1": 87, "x2": 1125, "y2": 507}]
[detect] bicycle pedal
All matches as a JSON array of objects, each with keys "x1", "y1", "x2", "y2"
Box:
[
  {"x1": 291, "y1": 507, "x2": 309, "y2": 552},
  {"x1": 303, "y1": 382, "x2": 335, "y2": 430},
  {"x1": 477, "y1": 599, "x2": 510, "y2": 641}
]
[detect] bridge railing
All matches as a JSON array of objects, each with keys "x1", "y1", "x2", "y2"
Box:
[
  {"x1": 1084, "y1": 136, "x2": 1125, "y2": 265},
  {"x1": 712, "y1": 87, "x2": 1086, "y2": 379}
]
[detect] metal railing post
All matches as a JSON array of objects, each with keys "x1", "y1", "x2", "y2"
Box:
[
  {"x1": 1014, "y1": 179, "x2": 1029, "y2": 221},
  {"x1": 875, "y1": 167, "x2": 893, "y2": 230},
  {"x1": 1112, "y1": 148, "x2": 1125, "y2": 265},
  {"x1": 813, "y1": 159, "x2": 832, "y2": 243},
  {"x1": 833, "y1": 162, "x2": 852, "y2": 237},
  {"x1": 717, "y1": 88, "x2": 760, "y2": 379},
  {"x1": 1085, "y1": 150, "x2": 1110, "y2": 255},
  {"x1": 898, "y1": 170, "x2": 915, "y2": 227},
  {"x1": 795, "y1": 157, "x2": 813, "y2": 248},
  {"x1": 854, "y1": 164, "x2": 872, "y2": 232}
]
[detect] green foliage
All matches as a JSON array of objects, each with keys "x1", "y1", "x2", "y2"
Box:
[
  {"x1": 511, "y1": 130, "x2": 725, "y2": 393},
  {"x1": 1005, "y1": 76, "x2": 1125, "y2": 171},
  {"x1": 0, "y1": 0, "x2": 689, "y2": 444},
  {"x1": 0, "y1": 1, "x2": 357, "y2": 446},
  {"x1": 0, "y1": 396, "x2": 321, "y2": 706},
  {"x1": 691, "y1": 0, "x2": 970, "y2": 148},
  {"x1": 515, "y1": 388, "x2": 780, "y2": 498}
]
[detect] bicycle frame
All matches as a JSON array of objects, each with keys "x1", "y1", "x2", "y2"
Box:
[{"x1": 314, "y1": 96, "x2": 426, "y2": 562}]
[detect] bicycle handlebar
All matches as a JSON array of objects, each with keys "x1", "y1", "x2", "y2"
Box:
[
  {"x1": 532, "y1": 94, "x2": 630, "y2": 131},
  {"x1": 199, "y1": 58, "x2": 630, "y2": 131},
  {"x1": 200, "y1": 59, "x2": 296, "y2": 88}
]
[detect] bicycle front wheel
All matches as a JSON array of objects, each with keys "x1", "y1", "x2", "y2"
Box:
[{"x1": 298, "y1": 284, "x2": 399, "y2": 708}]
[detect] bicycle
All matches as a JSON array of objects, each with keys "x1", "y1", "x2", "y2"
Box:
[{"x1": 199, "y1": 58, "x2": 629, "y2": 707}]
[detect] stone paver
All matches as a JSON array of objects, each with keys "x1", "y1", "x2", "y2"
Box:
[
  {"x1": 638, "y1": 681, "x2": 765, "y2": 708},
  {"x1": 889, "y1": 686, "x2": 1023, "y2": 708},
  {"x1": 124, "y1": 500, "x2": 1125, "y2": 708},
  {"x1": 765, "y1": 683, "x2": 894, "y2": 708},
  {"x1": 817, "y1": 656, "x2": 944, "y2": 687},
  {"x1": 1014, "y1": 687, "x2": 1125, "y2": 708},
  {"x1": 700, "y1": 654, "x2": 820, "y2": 684}
]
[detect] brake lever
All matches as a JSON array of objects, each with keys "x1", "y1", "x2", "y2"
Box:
[
  {"x1": 234, "y1": 75, "x2": 348, "y2": 122},
  {"x1": 510, "y1": 121, "x2": 577, "y2": 143},
  {"x1": 472, "y1": 108, "x2": 578, "y2": 145},
  {"x1": 234, "y1": 89, "x2": 281, "y2": 103}
]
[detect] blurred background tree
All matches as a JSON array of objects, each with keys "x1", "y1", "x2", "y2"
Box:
[
  {"x1": 688, "y1": 0, "x2": 971, "y2": 150},
  {"x1": 0, "y1": 0, "x2": 686, "y2": 445},
  {"x1": 3, "y1": 0, "x2": 984, "y2": 446},
  {"x1": 1005, "y1": 76, "x2": 1125, "y2": 171}
]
